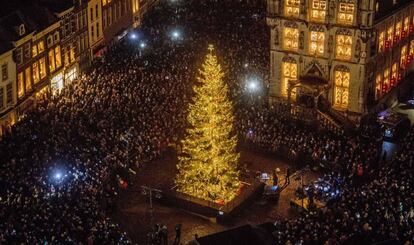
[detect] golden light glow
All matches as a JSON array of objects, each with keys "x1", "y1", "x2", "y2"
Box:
[
  {"x1": 283, "y1": 27, "x2": 299, "y2": 51},
  {"x1": 401, "y1": 45, "x2": 407, "y2": 67},
  {"x1": 392, "y1": 63, "x2": 397, "y2": 81},
  {"x1": 39, "y1": 57, "x2": 46, "y2": 79},
  {"x1": 18, "y1": 72, "x2": 24, "y2": 98},
  {"x1": 338, "y1": 2, "x2": 354, "y2": 25},
  {"x1": 32, "y1": 61, "x2": 39, "y2": 84},
  {"x1": 383, "y1": 68, "x2": 390, "y2": 88},
  {"x1": 132, "y1": 0, "x2": 140, "y2": 13},
  {"x1": 376, "y1": 74, "x2": 382, "y2": 99},
  {"x1": 379, "y1": 31, "x2": 385, "y2": 52},
  {"x1": 25, "y1": 67, "x2": 31, "y2": 92},
  {"x1": 404, "y1": 17, "x2": 409, "y2": 33},
  {"x1": 285, "y1": 0, "x2": 300, "y2": 17},
  {"x1": 281, "y1": 61, "x2": 297, "y2": 99},
  {"x1": 396, "y1": 21, "x2": 402, "y2": 38},
  {"x1": 336, "y1": 34, "x2": 352, "y2": 60},
  {"x1": 55, "y1": 46, "x2": 61, "y2": 68},
  {"x1": 48, "y1": 49, "x2": 55, "y2": 72},
  {"x1": 410, "y1": 40, "x2": 414, "y2": 56},
  {"x1": 32, "y1": 45, "x2": 38, "y2": 58},
  {"x1": 334, "y1": 70, "x2": 349, "y2": 108},
  {"x1": 38, "y1": 41, "x2": 45, "y2": 54},
  {"x1": 387, "y1": 26, "x2": 394, "y2": 44},
  {"x1": 175, "y1": 45, "x2": 240, "y2": 203},
  {"x1": 310, "y1": 0, "x2": 326, "y2": 22},
  {"x1": 309, "y1": 31, "x2": 325, "y2": 56}
]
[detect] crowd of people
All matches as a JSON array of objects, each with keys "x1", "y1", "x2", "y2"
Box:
[
  {"x1": 0, "y1": 0, "x2": 413, "y2": 244},
  {"x1": 272, "y1": 127, "x2": 414, "y2": 245}
]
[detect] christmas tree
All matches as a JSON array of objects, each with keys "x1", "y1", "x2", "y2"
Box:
[{"x1": 175, "y1": 45, "x2": 240, "y2": 203}]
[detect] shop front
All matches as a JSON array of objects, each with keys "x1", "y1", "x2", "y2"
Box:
[
  {"x1": 17, "y1": 97, "x2": 35, "y2": 120},
  {"x1": 51, "y1": 71, "x2": 64, "y2": 95},
  {"x1": 0, "y1": 110, "x2": 16, "y2": 137},
  {"x1": 64, "y1": 65, "x2": 78, "y2": 85}
]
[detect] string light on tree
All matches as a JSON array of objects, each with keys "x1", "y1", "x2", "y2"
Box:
[{"x1": 175, "y1": 45, "x2": 240, "y2": 204}]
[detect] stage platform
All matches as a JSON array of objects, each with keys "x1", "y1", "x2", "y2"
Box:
[
  {"x1": 290, "y1": 197, "x2": 325, "y2": 212},
  {"x1": 159, "y1": 181, "x2": 265, "y2": 223}
]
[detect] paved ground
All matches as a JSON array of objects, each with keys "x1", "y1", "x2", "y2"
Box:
[{"x1": 111, "y1": 149, "x2": 319, "y2": 244}]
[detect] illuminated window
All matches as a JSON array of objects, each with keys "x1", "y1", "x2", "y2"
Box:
[
  {"x1": 336, "y1": 34, "x2": 352, "y2": 60},
  {"x1": 404, "y1": 17, "x2": 409, "y2": 34},
  {"x1": 38, "y1": 41, "x2": 44, "y2": 53},
  {"x1": 25, "y1": 67, "x2": 31, "y2": 92},
  {"x1": 310, "y1": 0, "x2": 326, "y2": 22},
  {"x1": 133, "y1": 0, "x2": 139, "y2": 13},
  {"x1": 283, "y1": 27, "x2": 299, "y2": 51},
  {"x1": 285, "y1": 0, "x2": 300, "y2": 17},
  {"x1": 383, "y1": 68, "x2": 390, "y2": 90},
  {"x1": 309, "y1": 31, "x2": 325, "y2": 56},
  {"x1": 64, "y1": 48, "x2": 70, "y2": 66},
  {"x1": 387, "y1": 26, "x2": 394, "y2": 46},
  {"x1": 410, "y1": 40, "x2": 414, "y2": 56},
  {"x1": 49, "y1": 50, "x2": 55, "y2": 72},
  {"x1": 378, "y1": 31, "x2": 385, "y2": 52},
  {"x1": 32, "y1": 45, "x2": 38, "y2": 57},
  {"x1": 70, "y1": 46, "x2": 75, "y2": 63},
  {"x1": 334, "y1": 70, "x2": 350, "y2": 108},
  {"x1": 39, "y1": 57, "x2": 46, "y2": 79},
  {"x1": 395, "y1": 21, "x2": 402, "y2": 39},
  {"x1": 338, "y1": 2, "x2": 354, "y2": 25},
  {"x1": 391, "y1": 62, "x2": 397, "y2": 84},
  {"x1": 281, "y1": 61, "x2": 297, "y2": 99},
  {"x1": 401, "y1": 45, "x2": 407, "y2": 67},
  {"x1": 102, "y1": 0, "x2": 107, "y2": 6},
  {"x1": 375, "y1": 74, "x2": 382, "y2": 99},
  {"x1": 18, "y1": 72, "x2": 24, "y2": 98},
  {"x1": 32, "y1": 62, "x2": 39, "y2": 84},
  {"x1": 55, "y1": 46, "x2": 61, "y2": 68}
]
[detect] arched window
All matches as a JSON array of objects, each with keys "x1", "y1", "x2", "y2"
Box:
[
  {"x1": 283, "y1": 22, "x2": 299, "y2": 51},
  {"x1": 333, "y1": 66, "x2": 350, "y2": 109},
  {"x1": 337, "y1": 1, "x2": 355, "y2": 25},
  {"x1": 310, "y1": 0, "x2": 327, "y2": 22},
  {"x1": 375, "y1": 74, "x2": 382, "y2": 99},
  {"x1": 281, "y1": 58, "x2": 297, "y2": 99},
  {"x1": 336, "y1": 34, "x2": 353, "y2": 60},
  {"x1": 309, "y1": 31, "x2": 325, "y2": 56},
  {"x1": 285, "y1": 0, "x2": 300, "y2": 18}
]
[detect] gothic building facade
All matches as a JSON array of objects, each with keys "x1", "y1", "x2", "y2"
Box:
[{"x1": 267, "y1": 0, "x2": 414, "y2": 118}]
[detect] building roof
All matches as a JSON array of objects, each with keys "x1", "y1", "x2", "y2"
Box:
[
  {"x1": 35, "y1": 0, "x2": 74, "y2": 16},
  {"x1": 0, "y1": 10, "x2": 36, "y2": 53},
  {"x1": 0, "y1": 0, "x2": 73, "y2": 55},
  {"x1": 375, "y1": 0, "x2": 414, "y2": 22}
]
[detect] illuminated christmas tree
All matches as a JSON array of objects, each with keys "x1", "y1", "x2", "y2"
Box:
[{"x1": 175, "y1": 45, "x2": 240, "y2": 203}]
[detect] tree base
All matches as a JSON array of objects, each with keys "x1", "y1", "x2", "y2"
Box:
[{"x1": 159, "y1": 181, "x2": 265, "y2": 224}]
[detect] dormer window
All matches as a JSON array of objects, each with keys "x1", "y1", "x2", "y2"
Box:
[
  {"x1": 19, "y1": 24, "x2": 25, "y2": 36},
  {"x1": 285, "y1": 0, "x2": 300, "y2": 18},
  {"x1": 338, "y1": 2, "x2": 355, "y2": 25},
  {"x1": 310, "y1": 0, "x2": 327, "y2": 22}
]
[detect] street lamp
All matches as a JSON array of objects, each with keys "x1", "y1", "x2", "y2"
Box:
[
  {"x1": 141, "y1": 186, "x2": 162, "y2": 231},
  {"x1": 170, "y1": 29, "x2": 182, "y2": 41},
  {"x1": 130, "y1": 33, "x2": 137, "y2": 40},
  {"x1": 246, "y1": 77, "x2": 260, "y2": 93}
]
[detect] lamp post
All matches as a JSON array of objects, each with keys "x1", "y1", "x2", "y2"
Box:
[{"x1": 141, "y1": 185, "x2": 162, "y2": 231}]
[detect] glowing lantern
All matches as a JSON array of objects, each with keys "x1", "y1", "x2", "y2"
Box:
[{"x1": 390, "y1": 78, "x2": 396, "y2": 87}]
